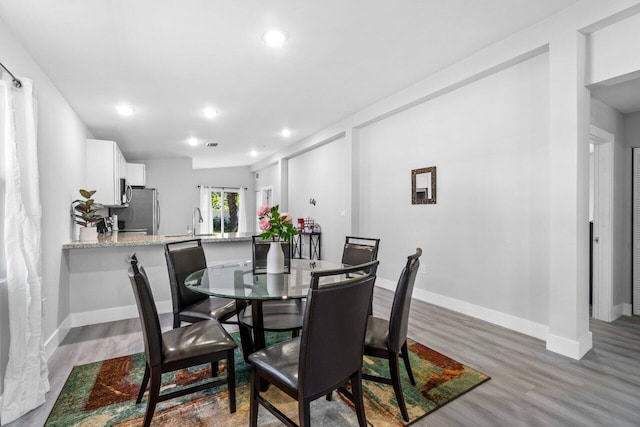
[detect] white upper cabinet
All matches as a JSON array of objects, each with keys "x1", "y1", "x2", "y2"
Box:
[
  {"x1": 126, "y1": 163, "x2": 146, "y2": 187},
  {"x1": 86, "y1": 139, "x2": 127, "y2": 206}
]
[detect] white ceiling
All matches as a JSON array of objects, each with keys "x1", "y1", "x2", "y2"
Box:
[
  {"x1": 0, "y1": 0, "x2": 581, "y2": 168},
  {"x1": 590, "y1": 77, "x2": 640, "y2": 115}
]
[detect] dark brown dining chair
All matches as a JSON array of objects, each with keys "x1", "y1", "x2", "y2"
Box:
[
  {"x1": 341, "y1": 236, "x2": 380, "y2": 266},
  {"x1": 363, "y1": 248, "x2": 422, "y2": 422},
  {"x1": 127, "y1": 253, "x2": 237, "y2": 427},
  {"x1": 251, "y1": 236, "x2": 292, "y2": 274},
  {"x1": 238, "y1": 237, "x2": 304, "y2": 340},
  {"x1": 165, "y1": 239, "x2": 237, "y2": 328},
  {"x1": 248, "y1": 260, "x2": 380, "y2": 427},
  {"x1": 342, "y1": 236, "x2": 380, "y2": 316}
]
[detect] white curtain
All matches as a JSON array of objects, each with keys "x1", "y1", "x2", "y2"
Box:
[
  {"x1": 199, "y1": 186, "x2": 212, "y2": 234},
  {"x1": 0, "y1": 77, "x2": 49, "y2": 425},
  {"x1": 238, "y1": 187, "x2": 247, "y2": 232}
]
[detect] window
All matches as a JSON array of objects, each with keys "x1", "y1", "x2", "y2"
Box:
[
  {"x1": 211, "y1": 189, "x2": 239, "y2": 232},
  {"x1": 199, "y1": 186, "x2": 245, "y2": 234}
]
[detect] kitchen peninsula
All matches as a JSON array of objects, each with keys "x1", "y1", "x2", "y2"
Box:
[
  {"x1": 61, "y1": 232, "x2": 254, "y2": 332},
  {"x1": 63, "y1": 231, "x2": 254, "y2": 249}
]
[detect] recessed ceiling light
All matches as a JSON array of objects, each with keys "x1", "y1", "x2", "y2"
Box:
[
  {"x1": 262, "y1": 30, "x2": 288, "y2": 48},
  {"x1": 281, "y1": 128, "x2": 291, "y2": 138},
  {"x1": 202, "y1": 107, "x2": 218, "y2": 119},
  {"x1": 250, "y1": 150, "x2": 258, "y2": 157},
  {"x1": 187, "y1": 137, "x2": 199, "y2": 146},
  {"x1": 114, "y1": 104, "x2": 135, "y2": 116}
]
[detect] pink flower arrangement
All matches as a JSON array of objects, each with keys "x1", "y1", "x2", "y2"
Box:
[
  {"x1": 259, "y1": 217, "x2": 272, "y2": 230},
  {"x1": 257, "y1": 205, "x2": 298, "y2": 242}
]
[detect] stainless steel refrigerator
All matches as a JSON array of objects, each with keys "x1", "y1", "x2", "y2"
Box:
[{"x1": 112, "y1": 188, "x2": 160, "y2": 234}]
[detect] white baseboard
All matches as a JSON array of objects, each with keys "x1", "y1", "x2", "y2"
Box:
[
  {"x1": 546, "y1": 331, "x2": 593, "y2": 360},
  {"x1": 611, "y1": 303, "x2": 633, "y2": 320},
  {"x1": 43, "y1": 300, "x2": 173, "y2": 361},
  {"x1": 44, "y1": 315, "x2": 72, "y2": 360},
  {"x1": 69, "y1": 300, "x2": 173, "y2": 328},
  {"x1": 375, "y1": 279, "x2": 549, "y2": 341}
]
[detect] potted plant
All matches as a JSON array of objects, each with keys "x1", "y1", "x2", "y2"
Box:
[
  {"x1": 73, "y1": 189, "x2": 104, "y2": 241},
  {"x1": 257, "y1": 205, "x2": 298, "y2": 273}
]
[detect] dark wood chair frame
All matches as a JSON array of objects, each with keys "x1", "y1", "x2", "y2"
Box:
[
  {"x1": 249, "y1": 260, "x2": 380, "y2": 427},
  {"x1": 165, "y1": 239, "x2": 237, "y2": 328},
  {"x1": 341, "y1": 236, "x2": 381, "y2": 266},
  {"x1": 251, "y1": 235, "x2": 292, "y2": 274},
  {"x1": 128, "y1": 254, "x2": 237, "y2": 427},
  {"x1": 362, "y1": 248, "x2": 422, "y2": 422}
]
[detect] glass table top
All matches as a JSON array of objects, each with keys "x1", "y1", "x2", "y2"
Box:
[{"x1": 185, "y1": 259, "x2": 349, "y2": 300}]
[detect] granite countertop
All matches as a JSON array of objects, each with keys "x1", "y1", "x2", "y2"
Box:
[{"x1": 63, "y1": 232, "x2": 255, "y2": 249}]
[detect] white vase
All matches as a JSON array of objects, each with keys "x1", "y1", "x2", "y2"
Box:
[
  {"x1": 79, "y1": 227, "x2": 98, "y2": 242},
  {"x1": 266, "y1": 241, "x2": 285, "y2": 274},
  {"x1": 266, "y1": 273, "x2": 286, "y2": 295}
]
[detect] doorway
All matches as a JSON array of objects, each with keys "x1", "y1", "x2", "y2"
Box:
[
  {"x1": 589, "y1": 125, "x2": 614, "y2": 321},
  {"x1": 255, "y1": 186, "x2": 273, "y2": 231}
]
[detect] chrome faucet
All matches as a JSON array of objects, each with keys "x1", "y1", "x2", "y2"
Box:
[{"x1": 192, "y1": 207, "x2": 203, "y2": 235}]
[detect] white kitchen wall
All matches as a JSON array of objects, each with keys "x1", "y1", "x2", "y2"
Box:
[
  {"x1": 357, "y1": 53, "x2": 550, "y2": 325},
  {"x1": 0, "y1": 15, "x2": 90, "y2": 388},
  {"x1": 138, "y1": 158, "x2": 255, "y2": 235},
  {"x1": 288, "y1": 137, "x2": 349, "y2": 262},
  {"x1": 590, "y1": 97, "x2": 631, "y2": 309}
]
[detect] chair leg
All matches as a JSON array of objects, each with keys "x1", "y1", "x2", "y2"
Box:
[
  {"x1": 291, "y1": 329, "x2": 300, "y2": 338},
  {"x1": 238, "y1": 322, "x2": 254, "y2": 363},
  {"x1": 143, "y1": 367, "x2": 162, "y2": 427},
  {"x1": 299, "y1": 398, "x2": 311, "y2": 427},
  {"x1": 211, "y1": 361, "x2": 219, "y2": 377},
  {"x1": 249, "y1": 366, "x2": 260, "y2": 427},
  {"x1": 401, "y1": 341, "x2": 416, "y2": 386},
  {"x1": 227, "y1": 350, "x2": 236, "y2": 413},
  {"x1": 173, "y1": 314, "x2": 181, "y2": 329},
  {"x1": 389, "y1": 353, "x2": 409, "y2": 422},
  {"x1": 351, "y1": 371, "x2": 367, "y2": 427},
  {"x1": 136, "y1": 364, "x2": 150, "y2": 403}
]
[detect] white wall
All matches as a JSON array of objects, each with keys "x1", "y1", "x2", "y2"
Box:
[
  {"x1": 626, "y1": 112, "x2": 640, "y2": 306},
  {"x1": 288, "y1": 137, "x2": 349, "y2": 262},
  {"x1": 139, "y1": 158, "x2": 254, "y2": 235},
  {"x1": 0, "y1": 16, "x2": 89, "y2": 390},
  {"x1": 589, "y1": 12, "x2": 640, "y2": 85},
  {"x1": 247, "y1": 0, "x2": 640, "y2": 359},
  {"x1": 255, "y1": 163, "x2": 280, "y2": 207},
  {"x1": 357, "y1": 53, "x2": 550, "y2": 324},
  {"x1": 627, "y1": 111, "x2": 640, "y2": 147},
  {"x1": 590, "y1": 97, "x2": 631, "y2": 308}
]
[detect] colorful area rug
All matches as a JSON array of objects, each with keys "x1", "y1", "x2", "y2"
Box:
[{"x1": 46, "y1": 333, "x2": 489, "y2": 426}]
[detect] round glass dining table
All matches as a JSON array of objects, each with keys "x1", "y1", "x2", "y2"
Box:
[{"x1": 184, "y1": 259, "x2": 345, "y2": 358}]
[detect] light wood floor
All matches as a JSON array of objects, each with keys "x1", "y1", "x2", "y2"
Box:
[{"x1": 8, "y1": 289, "x2": 640, "y2": 426}]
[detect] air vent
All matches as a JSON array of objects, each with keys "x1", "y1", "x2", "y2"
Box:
[{"x1": 206, "y1": 142, "x2": 218, "y2": 147}]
